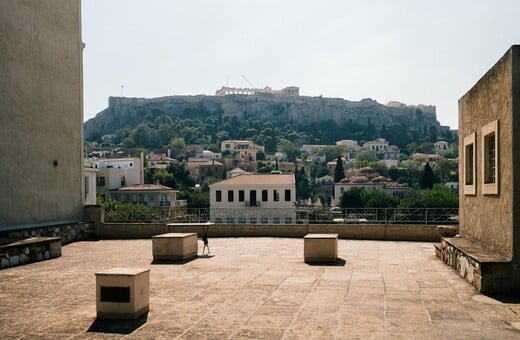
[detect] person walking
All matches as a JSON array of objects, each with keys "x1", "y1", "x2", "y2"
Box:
[{"x1": 202, "y1": 231, "x2": 210, "y2": 255}]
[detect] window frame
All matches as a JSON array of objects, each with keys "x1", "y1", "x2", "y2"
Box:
[
  {"x1": 463, "y1": 132, "x2": 476, "y2": 195},
  {"x1": 481, "y1": 120, "x2": 499, "y2": 195},
  {"x1": 216, "y1": 190, "x2": 222, "y2": 202}
]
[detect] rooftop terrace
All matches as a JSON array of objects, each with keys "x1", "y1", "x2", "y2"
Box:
[{"x1": 1, "y1": 238, "x2": 519, "y2": 339}]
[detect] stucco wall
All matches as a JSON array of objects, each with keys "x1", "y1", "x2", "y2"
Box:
[
  {"x1": 0, "y1": 1, "x2": 84, "y2": 226},
  {"x1": 458, "y1": 46, "x2": 519, "y2": 258}
]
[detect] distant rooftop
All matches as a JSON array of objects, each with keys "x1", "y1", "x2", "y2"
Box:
[{"x1": 210, "y1": 173, "x2": 294, "y2": 187}]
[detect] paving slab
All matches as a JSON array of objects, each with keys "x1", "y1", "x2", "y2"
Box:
[{"x1": 0, "y1": 238, "x2": 519, "y2": 339}]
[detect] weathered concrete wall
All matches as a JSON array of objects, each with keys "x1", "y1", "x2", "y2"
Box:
[
  {"x1": 0, "y1": 222, "x2": 95, "y2": 245},
  {"x1": 97, "y1": 223, "x2": 441, "y2": 242},
  {"x1": 0, "y1": 1, "x2": 84, "y2": 227},
  {"x1": 458, "y1": 46, "x2": 518, "y2": 258}
]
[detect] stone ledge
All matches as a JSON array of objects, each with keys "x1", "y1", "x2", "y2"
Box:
[
  {"x1": 436, "y1": 237, "x2": 513, "y2": 295},
  {"x1": 0, "y1": 237, "x2": 62, "y2": 269}
]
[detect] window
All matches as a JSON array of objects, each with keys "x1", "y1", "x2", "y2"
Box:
[
  {"x1": 238, "y1": 190, "x2": 245, "y2": 202},
  {"x1": 482, "y1": 120, "x2": 499, "y2": 195},
  {"x1": 216, "y1": 190, "x2": 222, "y2": 202},
  {"x1": 272, "y1": 217, "x2": 280, "y2": 224},
  {"x1": 250, "y1": 217, "x2": 257, "y2": 224},
  {"x1": 284, "y1": 217, "x2": 293, "y2": 224},
  {"x1": 285, "y1": 189, "x2": 291, "y2": 201},
  {"x1": 262, "y1": 190, "x2": 268, "y2": 202},
  {"x1": 274, "y1": 190, "x2": 279, "y2": 202},
  {"x1": 249, "y1": 190, "x2": 257, "y2": 206},
  {"x1": 261, "y1": 216, "x2": 269, "y2": 224},
  {"x1": 227, "y1": 190, "x2": 234, "y2": 202},
  {"x1": 463, "y1": 132, "x2": 476, "y2": 195},
  {"x1": 97, "y1": 176, "x2": 105, "y2": 186}
]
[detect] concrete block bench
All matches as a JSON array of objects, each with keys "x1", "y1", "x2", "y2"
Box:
[
  {"x1": 95, "y1": 267, "x2": 150, "y2": 319},
  {"x1": 152, "y1": 232, "x2": 198, "y2": 261},
  {"x1": 304, "y1": 233, "x2": 338, "y2": 263},
  {"x1": 435, "y1": 237, "x2": 511, "y2": 294}
]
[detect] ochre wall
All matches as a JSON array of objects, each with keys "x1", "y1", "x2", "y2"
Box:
[
  {"x1": 0, "y1": 1, "x2": 84, "y2": 226},
  {"x1": 458, "y1": 46, "x2": 519, "y2": 258}
]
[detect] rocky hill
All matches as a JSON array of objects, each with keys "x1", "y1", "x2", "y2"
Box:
[{"x1": 84, "y1": 93, "x2": 442, "y2": 144}]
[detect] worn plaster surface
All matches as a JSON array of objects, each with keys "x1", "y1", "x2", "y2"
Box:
[{"x1": 1, "y1": 238, "x2": 519, "y2": 339}]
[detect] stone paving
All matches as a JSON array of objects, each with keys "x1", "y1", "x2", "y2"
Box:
[{"x1": 1, "y1": 238, "x2": 520, "y2": 339}]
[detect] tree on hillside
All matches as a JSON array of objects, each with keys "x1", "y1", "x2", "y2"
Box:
[
  {"x1": 354, "y1": 151, "x2": 377, "y2": 168},
  {"x1": 334, "y1": 156, "x2": 345, "y2": 183},
  {"x1": 420, "y1": 162, "x2": 434, "y2": 190}
]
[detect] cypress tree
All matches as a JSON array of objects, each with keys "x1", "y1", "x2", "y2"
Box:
[
  {"x1": 334, "y1": 156, "x2": 346, "y2": 183},
  {"x1": 421, "y1": 162, "x2": 434, "y2": 189}
]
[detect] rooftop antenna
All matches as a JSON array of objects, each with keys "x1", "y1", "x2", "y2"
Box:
[{"x1": 121, "y1": 85, "x2": 124, "y2": 97}]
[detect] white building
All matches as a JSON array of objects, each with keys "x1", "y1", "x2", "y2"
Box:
[
  {"x1": 363, "y1": 138, "x2": 389, "y2": 153},
  {"x1": 95, "y1": 158, "x2": 143, "y2": 198},
  {"x1": 221, "y1": 140, "x2": 264, "y2": 161},
  {"x1": 434, "y1": 141, "x2": 450, "y2": 153},
  {"x1": 336, "y1": 140, "x2": 359, "y2": 150},
  {"x1": 108, "y1": 183, "x2": 181, "y2": 209},
  {"x1": 209, "y1": 174, "x2": 296, "y2": 224},
  {"x1": 299, "y1": 144, "x2": 326, "y2": 154}
]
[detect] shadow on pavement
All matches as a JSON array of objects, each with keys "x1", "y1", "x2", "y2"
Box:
[
  {"x1": 87, "y1": 313, "x2": 148, "y2": 334},
  {"x1": 304, "y1": 258, "x2": 346, "y2": 267}
]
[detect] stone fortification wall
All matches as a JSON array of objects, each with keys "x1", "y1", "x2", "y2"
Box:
[{"x1": 85, "y1": 94, "x2": 440, "y2": 141}]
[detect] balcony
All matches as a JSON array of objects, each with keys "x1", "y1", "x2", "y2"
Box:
[{"x1": 245, "y1": 201, "x2": 261, "y2": 207}]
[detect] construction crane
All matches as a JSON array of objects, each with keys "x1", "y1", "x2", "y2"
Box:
[{"x1": 241, "y1": 74, "x2": 256, "y2": 89}]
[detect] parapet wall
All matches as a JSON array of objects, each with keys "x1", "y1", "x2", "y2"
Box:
[{"x1": 97, "y1": 223, "x2": 441, "y2": 242}]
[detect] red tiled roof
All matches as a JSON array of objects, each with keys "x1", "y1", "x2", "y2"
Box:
[
  {"x1": 111, "y1": 184, "x2": 177, "y2": 192},
  {"x1": 210, "y1": 174, "x2": 294, "y2": 187}
]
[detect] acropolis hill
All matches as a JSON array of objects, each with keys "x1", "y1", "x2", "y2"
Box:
[{"x1": 84, "y1": 87, "x2": 441, "y2": 141}]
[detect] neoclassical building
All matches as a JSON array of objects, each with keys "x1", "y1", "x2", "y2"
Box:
[{"x1": 209, "y1": 174, "x2": 296, "y2": 224}]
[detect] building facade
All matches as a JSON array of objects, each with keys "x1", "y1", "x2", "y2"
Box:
[
  {"x1": 221, "y1": 140, "x2": 264, "y2": 161},
  {"x1": 0, "y1": 1, "x2": 84, "y2": 227},
  {"x1": 209, "y1": 174, "x2": 296, "y2": 224}
]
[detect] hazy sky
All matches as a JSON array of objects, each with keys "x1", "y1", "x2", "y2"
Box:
[{"x1": 82, "y1": 0, "x2": 520, "y2": 128}]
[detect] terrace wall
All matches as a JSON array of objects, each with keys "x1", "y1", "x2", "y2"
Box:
[{"x1": 97, "y1": 223, "x2": 441, "y2": 241}]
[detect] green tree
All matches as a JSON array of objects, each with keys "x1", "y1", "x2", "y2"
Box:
[
  {"x1": 399, "y1": 185, "x2": 458, "y2": 208},
  {"x1": 362, "y1": 188, "x2": 398, "y2": 208},
  {"x1": 295, "y1": 166, "x2": 310, "y2": 200},
  {"x1": 420, "y1": 162, "x2": 434, "y2": 190},
  {"x1": 316, "y1": 145, "x2": 346, "y2": 162},
  {"x1": 334, "y1": 156, "x2": 345, "y2": 183},
  {"x1": 433, "y1": 159, "x2": 457, "y2": 184},
  {"x1": 277, "y1": 139, "x2": 298, "y2": 162},
  {"x1": 340, "y1": 187, "x2": 364, "y2": 208},
  {"x1": 355, "y1": 151, "x2": 377, "y2": 168}
]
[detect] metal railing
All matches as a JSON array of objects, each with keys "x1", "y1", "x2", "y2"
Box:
[{"x1": 104, "y1": 205, "x2": 458, "y2": 225}]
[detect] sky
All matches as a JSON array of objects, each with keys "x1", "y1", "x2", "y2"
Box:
[{"x1": 82, "y1": 0, "x2": 520, "y2": 128}]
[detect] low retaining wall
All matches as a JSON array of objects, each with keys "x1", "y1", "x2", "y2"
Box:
[
  {"x1": 0, "y1": 237, "x2": 62, "y2": 269},
  {"x1": 0, "y1": 221, "x2": 95, "y2": 245},
  {"x1": 98, "y1": 223, "x2": 169, "y2": 239},
  {"x1": 97, "y1": 223, "x2": 442, "y2": 242}
]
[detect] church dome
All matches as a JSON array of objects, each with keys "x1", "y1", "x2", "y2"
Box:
[{"x1": 350, "y1": 175, "x2": 369, "y2": 183}]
